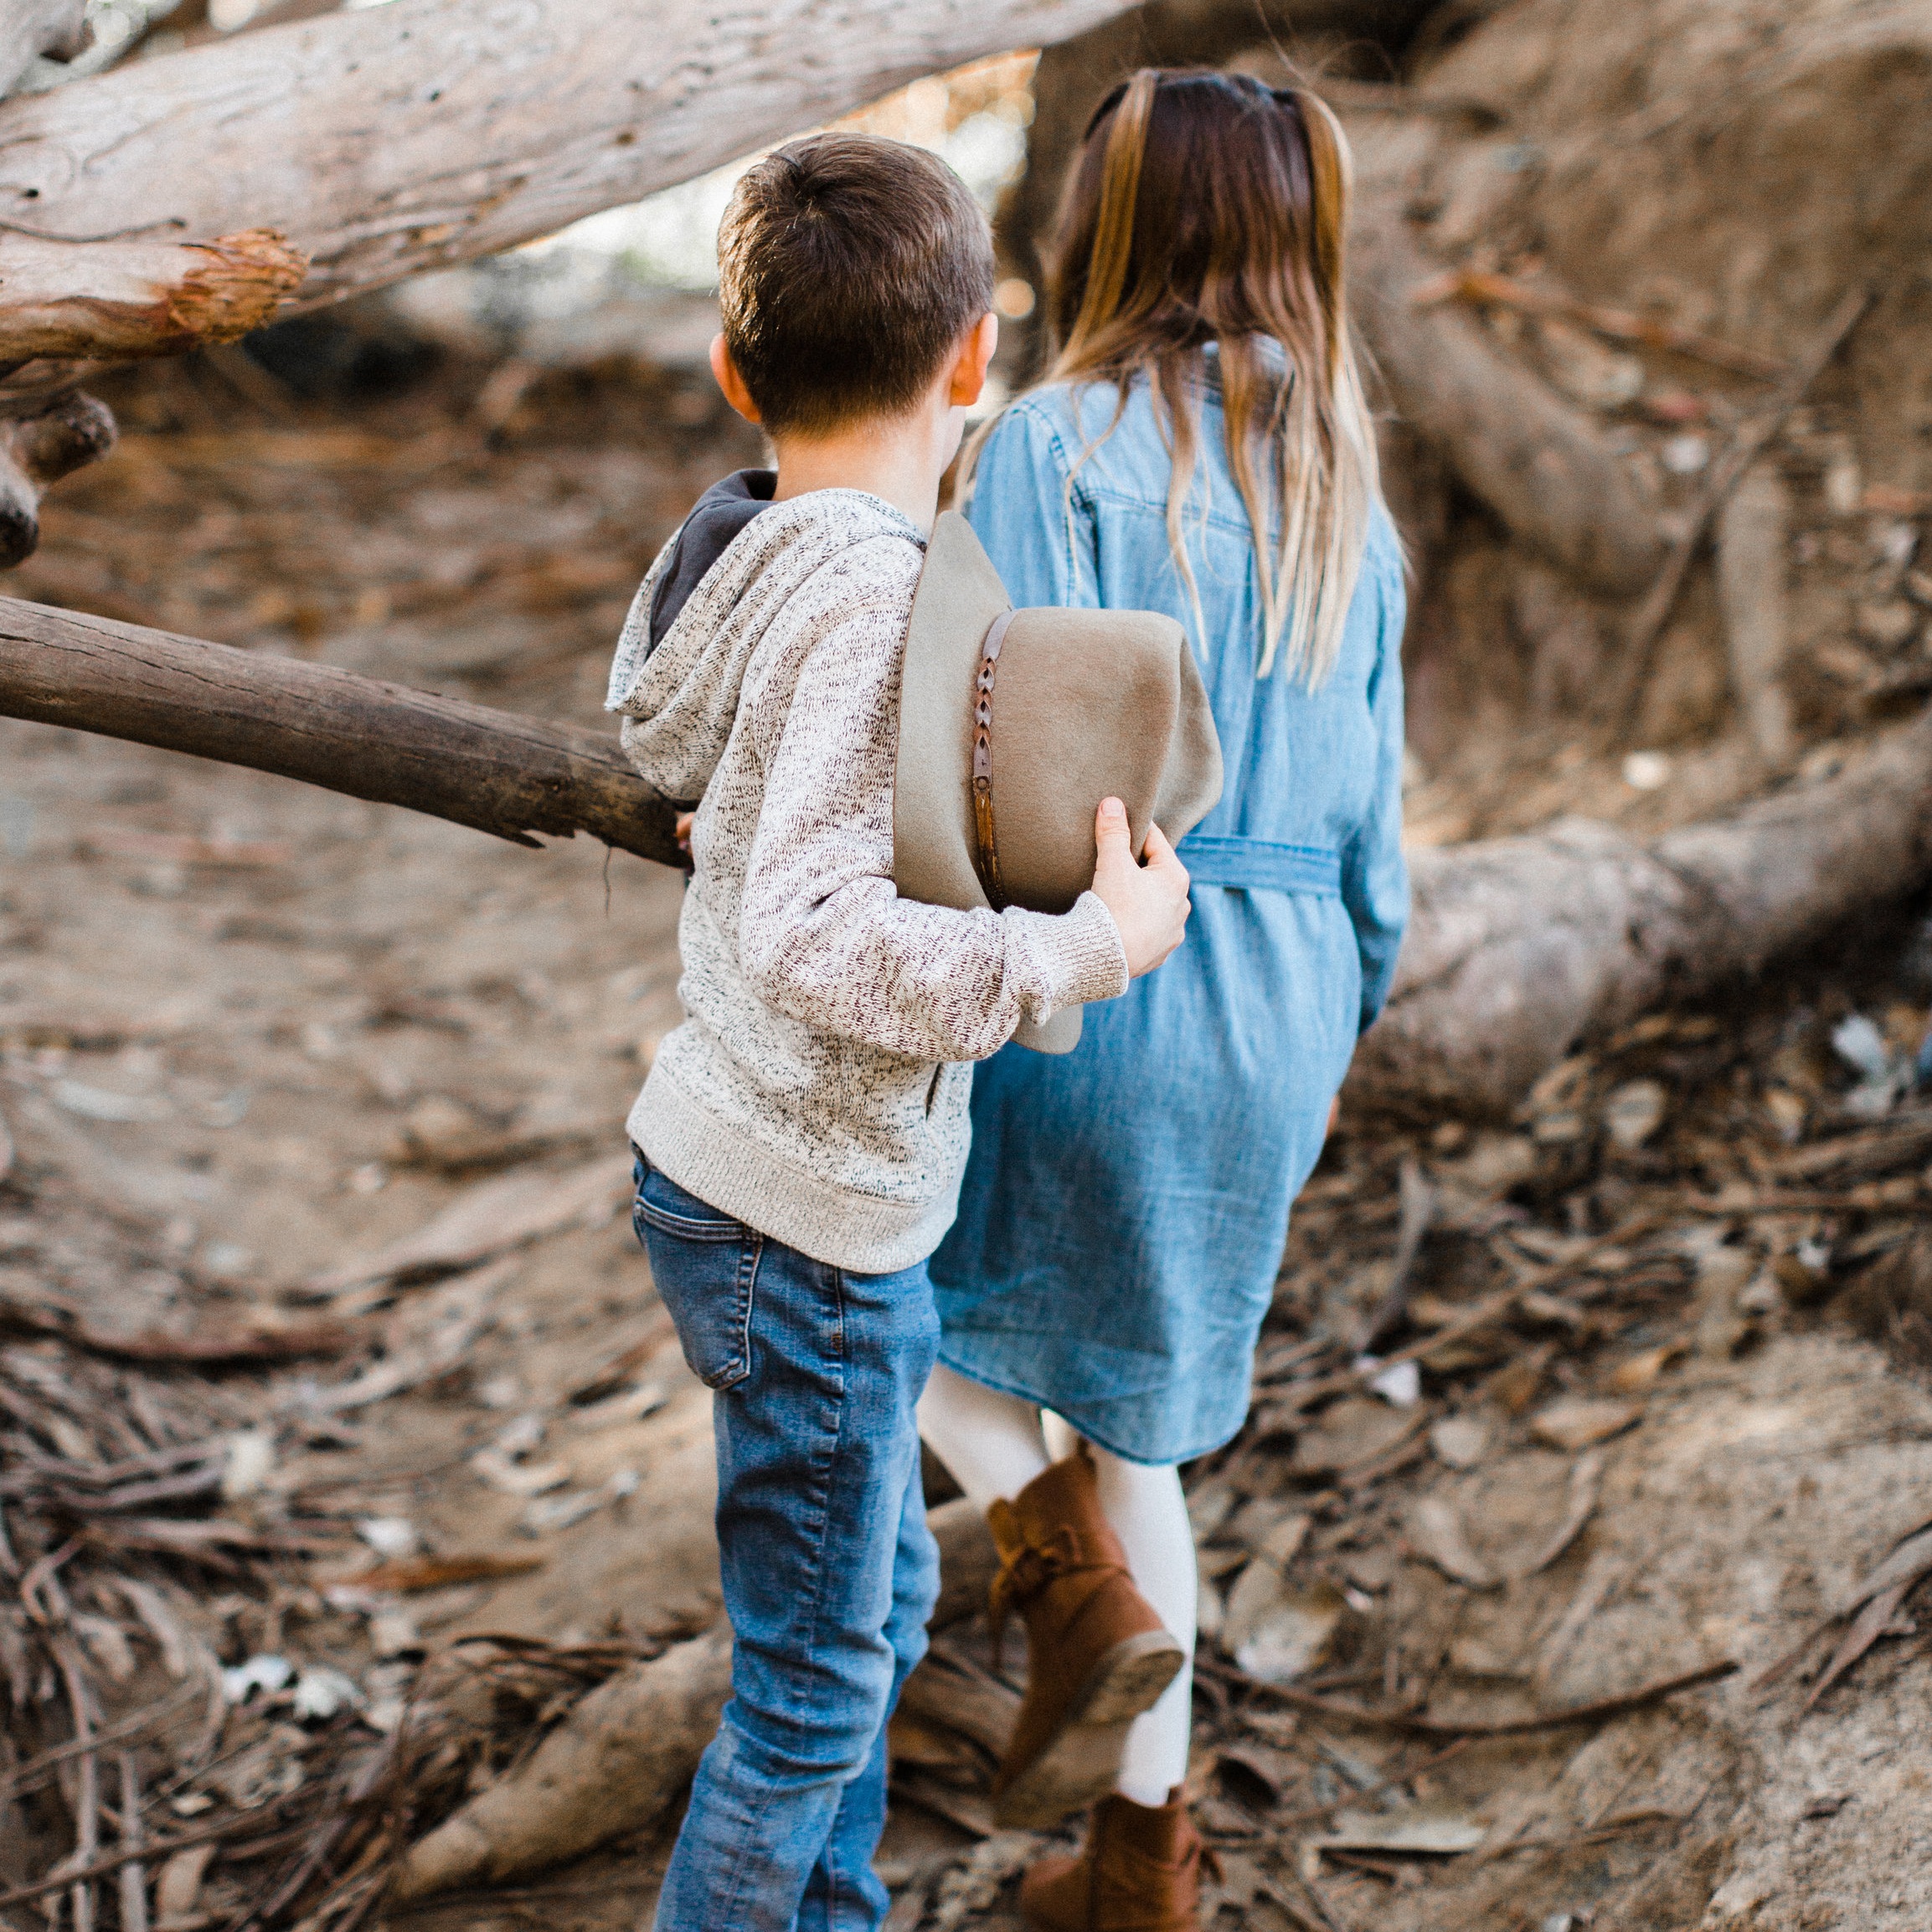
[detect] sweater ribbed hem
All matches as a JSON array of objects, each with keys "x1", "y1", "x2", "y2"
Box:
[{"x1": 629, "y1": 1065, "x2": 964, "y2": 1275}]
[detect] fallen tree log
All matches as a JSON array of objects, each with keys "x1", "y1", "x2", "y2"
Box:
[
  {"x1": 0, "y1": 0, "x2": 1145, "y2": 358},
  {"x1": 0, "y1": 599, "x2": 683, "y2": 867},
  {"x1": 389, "y1": 1498, "x2": 999, "y2": 1902},
  {"x1": 0, "y1": 0, "x2": 1148, "y2": 559},
  {"x1": 1345, "y1": 703, "x2": 1932, "y2": 1119}
]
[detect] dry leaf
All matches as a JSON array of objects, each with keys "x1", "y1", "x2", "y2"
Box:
[
  {"x1": 1512, "y1": 1449, "x2": 1605, "y2": 1577},
  {"x1": 1609, "y1": 1346, "x2": 1681, "y2": 1394},
  {"x1": 470, "y1": 1448, "x2": 572, "y2": 1497},
  {"x1": 1487, "y1": 1348, "x2": 1550, "y2": 1414},
  {"x1": 1836, "y1": 1522, "x2": 1932, "y2": 1616},
  {"x1": 155, "y1": 1843, "x2": 216, "y2": 1924},
  {"x1": 1407, "y1": 1494, "x2": 1500, "y2": 1589},
  {"x1": 1215, "y1": 1740, "x2": 1298, "y2": 1807},
  {"x1": 309, "y1": 1153, "x2": 631, "y2": 1293},
  {"x1": 353, "y1": 1552, "x2": 544, "y2": 1593},
  {"x1": 1603, "y1": 1079, "x2": 1668, "y2": 1149},
  {"x1": 1224, "y1": 1570, "x2": 1347, "y2": 1682},
  {"x1": 1293, "y1": 1397, "x2": 1416, "y2": 1474},
  {"x1": 1314, "y1": 1803, "x2": 1487, "y2": 1854},
  {"x1": 1529, "y1": 1396, "x2": 1641, "y2": 1451}
]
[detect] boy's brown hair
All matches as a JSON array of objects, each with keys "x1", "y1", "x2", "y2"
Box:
[{"x1": 717, "y1": 133, "x2": 995, "y2": 437}]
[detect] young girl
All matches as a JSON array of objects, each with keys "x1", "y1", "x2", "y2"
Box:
[{"x1": 919, "y1": 70, "x2": 1408, "y2": 1930}]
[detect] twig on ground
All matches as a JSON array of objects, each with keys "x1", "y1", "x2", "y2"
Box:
[
  {"x1": 1285, "y1": 1864, "x2": 1350, "y2": 1932},
  {"x1": 1268, "y1": 1738, "x2": 1473, "y2": 1829},
  {"x1": 0, "y1": 1806, "x2": 311, "y2": 1912},
  {"x1": 1253, "y1": 1659, "x2": 1738, "y2": 1739},
  {"x1": 1413, "y1": 268, "x2": 1786, "y2": 379},
  {"x1": 1357, "y1": 1157, "x2": 1436, "y2": 1353},
  {"x1": 0, "y1": 1680, "x2": 199, "y2": 1800},
  {"x1": 118, "y1": 1753, "x2": 148, "y2": 1932},
  {"x1": 55, "y1": 1636, "x2": 100, "y2": 1932}
]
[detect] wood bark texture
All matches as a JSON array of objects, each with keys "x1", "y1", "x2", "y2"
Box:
[
  {"x1": 0, "y1": 599, "x2": 683, "y2": 867},
  {"x1": 1346, "y1": 704, "x2": 1932, "y2": 1119},
  {"x1": 0, "y1": 0, "x2": 1145, "y2": 342},
  {"x1": 389, "y1": 1502, "x2": 1002, "y2": 1900}
]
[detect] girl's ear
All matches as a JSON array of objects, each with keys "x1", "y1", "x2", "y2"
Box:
[
  {"x1": 947, "y1": 311, "x2": 1001, "y2": 408},
  {"x1": 709, "y1": 334, "x2": 763, "y2": 425}
]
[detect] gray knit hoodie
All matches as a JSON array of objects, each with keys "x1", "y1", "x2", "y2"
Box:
[{"x1": 605, "y1": 487, "x2": 1128, "y2": 1273}]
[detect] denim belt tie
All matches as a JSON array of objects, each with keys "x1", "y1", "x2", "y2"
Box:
[{"x1": 1172, "y1": 834, "x2": 1341, "y2": 897}]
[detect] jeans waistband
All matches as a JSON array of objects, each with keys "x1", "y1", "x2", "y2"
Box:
[{"x1": 1173, "y1": 834, "x2": 1342, "y2": 897}]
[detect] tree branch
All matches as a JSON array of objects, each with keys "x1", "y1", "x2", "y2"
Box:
[{"x1": 0, "y1": 598, "x2": 682, "y2": 866}]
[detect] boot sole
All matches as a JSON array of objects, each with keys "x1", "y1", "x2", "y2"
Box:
[{"x1": 993, "y1": 1630, "x2": 1187, "y2": 1830}]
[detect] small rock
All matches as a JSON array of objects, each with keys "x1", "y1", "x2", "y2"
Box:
[
  {"x1": 1854, "y1": 599, "x2": 1919, "y2": 652},
  {"x1": 1621, "y1": 750, "x2": 1672, "y2": 791},
  {"x1": 1603, "y1": 1078, "x2": 1668, "y2": 1150},
  {"x1": 1661, "y1": 433, "x2": 1709, "y2": 475},
  {"x1": 356, "y1": 1516, "x2": 420, "y2": 1558},
  {"x1": 221, "y1": 1428, "x2": 276, "y2": 1501},
  {"x1": 1430, "y1": 1414, "x2": 1490, "y2": 1469}
]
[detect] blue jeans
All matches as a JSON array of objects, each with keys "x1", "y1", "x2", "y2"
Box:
[{"x1": 632, "y1": 1157, "x2": 940, "y2": 1932}]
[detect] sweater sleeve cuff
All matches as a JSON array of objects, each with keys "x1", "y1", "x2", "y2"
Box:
[{"x1": 1023, "y1": 889, "x2": 1130, "y2": 1012}]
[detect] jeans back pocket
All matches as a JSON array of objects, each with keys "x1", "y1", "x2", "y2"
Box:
[{"x1": 632, "y1": 1166, "x2": 760, "y2": 1391}]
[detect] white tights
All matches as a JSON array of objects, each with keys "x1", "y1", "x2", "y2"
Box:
[{"x1": 917, "y1": 1363, "x2": 1195, "y2": 1807}]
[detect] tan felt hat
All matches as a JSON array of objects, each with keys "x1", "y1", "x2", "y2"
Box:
[{"x1": 894, "y1": 512, "x2": 1224, "y2": 1054}]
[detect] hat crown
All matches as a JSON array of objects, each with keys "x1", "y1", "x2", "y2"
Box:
[{"x1": 894, "y1": 512, "x2": 1223, "y2": 1048}]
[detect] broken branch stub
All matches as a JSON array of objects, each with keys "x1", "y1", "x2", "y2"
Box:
[
  {"x1": 0, "y1": 0, "x2": 87, "y2": 100},
  {"x1": 0, "y1": 228, "x2": 307, "y2": 363},
  {"x1": 389, "y1": 1502, "x2": 1002, "y2": 1900},
  {"x1": 0, "y1": 389, "x2": 116, "y2": 567},
  {"x1": 0, "y1": 599, "x2": 683, "y2": 867}
]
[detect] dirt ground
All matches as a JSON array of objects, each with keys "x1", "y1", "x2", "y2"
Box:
[{"x1": 3, "y1": 340, "x2": 1930, "y2": 1932}]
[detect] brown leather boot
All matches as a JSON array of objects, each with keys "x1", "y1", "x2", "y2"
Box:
[
  {"x1": 987, "y1": 1451, "x2": 1185, "y2": 1829},
  {"x1": 1019, "y1": 1788, "x2": 1208, "y2": 1931}
]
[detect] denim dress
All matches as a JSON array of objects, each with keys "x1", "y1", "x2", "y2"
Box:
[{"x1": 927, "y1": 364, "x2": 1409, "y2": 1466}]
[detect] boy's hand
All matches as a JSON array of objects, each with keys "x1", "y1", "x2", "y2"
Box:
[{"x1": 1090, "y1": 796, "x2": 1190, "y2": 978}]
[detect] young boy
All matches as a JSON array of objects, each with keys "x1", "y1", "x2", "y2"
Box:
[{"x1": 605, "y1": 133, "x2": 1191, "y2": 1931}]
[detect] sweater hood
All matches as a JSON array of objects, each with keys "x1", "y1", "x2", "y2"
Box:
[{"x1": 606, "y1": 487, "x2": 923, "y2": 805}]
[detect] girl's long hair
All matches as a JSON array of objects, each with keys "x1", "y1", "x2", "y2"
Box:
[{"x1": 1001, "y1": 69, "x2": 1382, "y2": 683}]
